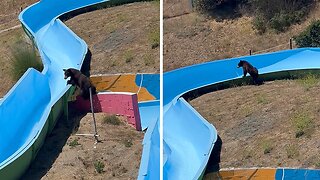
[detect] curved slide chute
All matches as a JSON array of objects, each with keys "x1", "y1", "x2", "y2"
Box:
[
  {"x1": 0, "y1": 0, "x2": 158, "y2": 179},
  {"x1": 163, "y1": 48, "x2": 320, "y2": 179}
]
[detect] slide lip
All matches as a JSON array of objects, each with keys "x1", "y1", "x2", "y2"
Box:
[{"x1": 164, "y1": 47, "x2": 312, "y2": 76}]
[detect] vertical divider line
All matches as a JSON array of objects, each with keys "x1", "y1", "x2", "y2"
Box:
[{"x1": 160, "y1": 0, "x2": 164, "y2": 178}]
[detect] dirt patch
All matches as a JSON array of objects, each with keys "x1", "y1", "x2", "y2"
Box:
[
  {"x1": 164, "y1": 2, "x2": 320, "y2": 71},
  {"x1": 23, "y1": 105, "x2": 144, "y2": 179},
  {"x1": 190, "y1": 80, "x2": 320, "y2": 168},
  {"x1": 0, "y1": 0, "x2": 38, "y2": 30}
]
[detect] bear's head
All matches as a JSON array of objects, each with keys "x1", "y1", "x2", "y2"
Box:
[
  {"x1": 63, "y1": 69, "x2": 72, "y2": 79},
  {"x1": 237, "y1": 60, "x2": 244, "y2": 68}
]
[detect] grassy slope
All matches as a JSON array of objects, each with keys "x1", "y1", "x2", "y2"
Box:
[
  {"x1": 190, "y1": 79, "x2": 320, "y2": 168},
  {"x1": 164, "y1": 2, "x2": 320, "y2": 71},
  {"x1": 0, "y1": 0, "x2": 38, "y2": 30},
  {"x1": 0, "y1": 0, "x2": 38, "y2": 97},
  {"x1": 65, "y1": 1, "x2": 160, "y2": 75}
]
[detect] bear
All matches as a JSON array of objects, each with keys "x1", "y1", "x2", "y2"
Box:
[
  {"x1": 63, "y1": 68, "x2": 96, "y2": 99},
  {"x1": 237, "y1": 60, "x2": 261, "y2": 85}
]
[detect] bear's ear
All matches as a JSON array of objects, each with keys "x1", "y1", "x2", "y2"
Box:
[{"x1": 63, "y1": 69, "x2": 67, "y2": 72}]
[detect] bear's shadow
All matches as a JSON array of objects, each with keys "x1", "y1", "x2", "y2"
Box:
[{"x1": 80, "y1": 48, "x2": 92, "y2": 77}]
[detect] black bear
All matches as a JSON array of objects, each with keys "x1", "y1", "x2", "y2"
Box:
[
  {"x1": 237, "y1": 60, "x2": 261, "y2": 85},
  {"x1": 63, "y1": 68, "x2": 96, "y2": 99}
]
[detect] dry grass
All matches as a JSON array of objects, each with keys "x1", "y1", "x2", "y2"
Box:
[
  {"x1": 102, "y1": 114, "x2": 122, "y2": 125},
  {"x1": 190, "y1": 80, "x2": 320, "y2": 168},
  {"x1": 0, "y1": 0, "x2": 38, "y2": 30},
  {"x1": 286, "y1": 144, "x2": 300, "y2": 159},
  {"x1": 291, "y1": 111, "x2": 314, "y2": 138},
  {"x1": 65, "y1": 2, "x2": 160, "y2": 74},
  {"x1": 261, "y1": 139, "x2": 273, "y2": 154},
  {"x1": 10, "y1": 41, "x2": 43, "y2": 81},
  {"x1": 256, "y1": 93, "x2": 269, "y2": 104},
  {"x1": 0, "y1": 28, "x2": 30, "y2": 96},
  {"x1": 149, "y1": 27, "x2": 160, "y2": 49},
  {"x1": 297, "y1": 73, "x2": 319, "y2": 91}
]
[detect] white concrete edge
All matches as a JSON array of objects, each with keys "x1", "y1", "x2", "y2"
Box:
[
  {"x1": 97, "y1": 91, "x2": 136, "y2": 95},
  {"x1": 90, "y1": 72, "x2": 159, "y2": 77}
]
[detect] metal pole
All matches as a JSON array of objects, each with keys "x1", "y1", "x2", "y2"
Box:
[
  {"x1": 89, "y1": 87, "x2": 99, "y2": 143},
  {"x1": 75, "y1": 88, "x2": 100, "y2": 147},
  {"x1": 249, "y1": 49, "x2": 252, "y2": 55},
  {"x1": 289, "y1": 38, "x2": 293, "y2": 49}
]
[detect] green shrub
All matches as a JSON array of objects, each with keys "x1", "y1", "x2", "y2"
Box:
[
  {"x1": 124, "y1": 50, "x2": 133, "y2": 63},
  {"x1": 10, "y1": 43, "x2": 43, "y2": 81},
  {"x1": 69, "y1": 139, "x2": 80, "y2": 147},
  {"x1": 257, "y1": 94, "x2": 268, "y2": 104},
  {"x1": 194, "y1": 0, "x2": 313, "y2": 32},
  {"x1": 94, "y1": 161, "x2": 105, "y2": 174},
  {"x1": 261, "y1": 140, "x2": 273, "y2": 154},
  {"x1": 295, "y1": 20, "x2": 320, "y2": 47},
  {"x1": 194, "y1": 0, "x2": 247, "y2": 15},
  {"x1": 123, "y1": 139, "x2": 133, "y2": 147},
  {"x1": 252, "y1": 16, "x2": 266, "y2": 34},
  {"x1": 194, "y1": 0, "x2": 221, "y2": 13},
  {"x1": 315, "y1": 161, "x2": 320, "y2": 168},
  {"x1": 286, "y1": 144, "x2": 299, "y2": 158},
  {"x1": 251, "y1": 0, "x2": 313, "y2": 33},
  {"x1": 292, "y1": 111, "x2": 314, "y2": 138},
  {"x1": 149, "y1": 28, "x2": 160, "y2": 49},
  {"x1": 297, "y1": 73, "x2": 319, "y2": 90},
  {"x1": 143, "y1": 53, "x2": 155, "y2": 66},
  {"x1": 103, "y1": 114, "x2": 121, "y2": 125}
]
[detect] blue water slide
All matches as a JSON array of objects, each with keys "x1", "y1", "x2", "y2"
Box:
[
  {"x1": 139, "y1": 100, "x2": 160, "y2": 130},
  {"x1": 138, "y1": 117, "x2": 160, "y2": 179},
  {"x1": 163, "y1": 48, "x2": 320, "y2": 179},
  {"x1": 0, "y1": 69, "x2": 51, "y2": 166},
  {"x1": 275, "y1": 168, "x2": 320, "y2": 179},
  {"x1": 164, "y1": 98, "x2": 216, "y2": 179},
  {"x1": 0, "y1": 0, "x2": 158, "y2": 179},
  {"x1": 136, "y1": 74, "x2": 160, "y2": 100}
]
